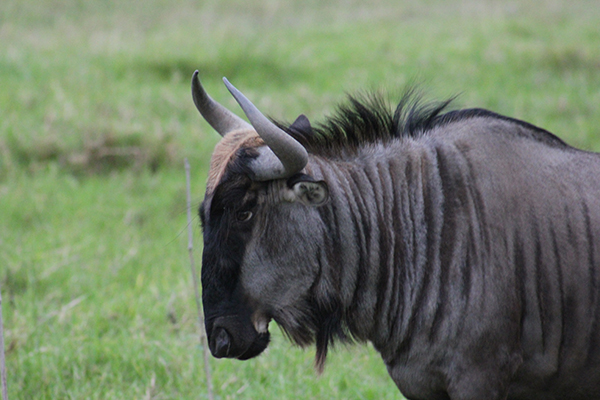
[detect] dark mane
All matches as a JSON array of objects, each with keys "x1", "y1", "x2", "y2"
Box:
[
  {"x1": 277, "y1": 90, "x2": 568, "y2": 157},
  {"x1": 277, "y1": 90, "x2": 452, "y2": 157}
]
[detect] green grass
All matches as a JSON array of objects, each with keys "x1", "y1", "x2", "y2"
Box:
[{"x1": 1, "y1": 0, "x2": 600, "y2": 398}]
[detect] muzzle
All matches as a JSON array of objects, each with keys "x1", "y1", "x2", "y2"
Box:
[{"x1": 208, "y1": 315, "x2": 270, "y2": 359}]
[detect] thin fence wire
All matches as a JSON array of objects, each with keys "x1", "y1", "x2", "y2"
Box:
[
  {"x1": 185, "y1": 158, "x2": 214, "y2": 400},
  {"x1": 0, "y1": 284, "x2": 8, "y2": 400}
]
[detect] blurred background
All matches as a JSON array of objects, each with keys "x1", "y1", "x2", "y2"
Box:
[{"x1": 1, "y1": 0, "x2": 599, "y2": 398}]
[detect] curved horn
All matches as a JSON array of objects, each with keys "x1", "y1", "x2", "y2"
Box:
[
  {"x1": 191, "y1": 70, "x2": 252, "y2": 136},
  {"x1": 223, "y1": 78, "x2": 308, "y2": 178}
]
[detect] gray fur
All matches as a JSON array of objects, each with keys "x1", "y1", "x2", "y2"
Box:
[{"x1": 197, "y1": 79, "x2": 600, "y2": 399}]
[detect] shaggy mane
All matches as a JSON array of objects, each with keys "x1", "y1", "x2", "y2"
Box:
[{"x1": 277, "y1": 89, "x2": 567, "y2": 157}]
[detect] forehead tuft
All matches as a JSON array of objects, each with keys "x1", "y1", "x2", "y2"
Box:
[{"x1": 206, "y1": 129, "x2": 264, "y2": 194}]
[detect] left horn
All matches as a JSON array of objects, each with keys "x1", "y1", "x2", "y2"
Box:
[
  {"x1": 191, "y1": 71, "x2": 252, "y2": 136},
  {"x1": 223, "y1": 78, "x2": 308, "y2": 178}
]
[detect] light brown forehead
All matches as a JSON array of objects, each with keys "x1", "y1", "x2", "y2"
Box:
[{"x1": 206, "y1": 129, "x2": 265, "y2": 194}]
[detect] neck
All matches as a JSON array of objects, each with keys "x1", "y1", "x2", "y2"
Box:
[{"x1": 309, "y1": 142, "x2": 446, "y2": 354}]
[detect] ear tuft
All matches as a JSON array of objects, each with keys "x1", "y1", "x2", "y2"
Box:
[{"x1": 292, "y1": 180, "x2": 329, "y2": 206}]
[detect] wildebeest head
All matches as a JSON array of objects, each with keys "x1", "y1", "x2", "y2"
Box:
[{"x1": 192, "y1": 71, "x2": 330, "y2": 363}]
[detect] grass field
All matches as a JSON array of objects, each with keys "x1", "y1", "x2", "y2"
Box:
[{"x1": 1, "y1": 0, "x2": 600, "y2": 398}]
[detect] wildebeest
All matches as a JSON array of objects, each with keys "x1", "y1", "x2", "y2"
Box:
[{"x1": 192, "y1": 70, "x2": 600, "y2": 400}]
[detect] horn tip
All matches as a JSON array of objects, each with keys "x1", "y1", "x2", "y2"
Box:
[
  {"x1": 192, "y1": 70, "x2": 202, "y2": 91},
  {"x1": 223, "y1": 77, "x2": 243, "y2": 101}
]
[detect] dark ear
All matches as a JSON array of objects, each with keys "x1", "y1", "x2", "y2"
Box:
[
  {"x1": 289, "y1": 114, "x2": 312, "y2": 135},
  {"x1": 289, "y1": 175, "x2": 329, "y2": 206}
]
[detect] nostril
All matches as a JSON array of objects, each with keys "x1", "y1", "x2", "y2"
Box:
[{"x1": 212, "y1": 327, "x2": 231, "y2": 358}]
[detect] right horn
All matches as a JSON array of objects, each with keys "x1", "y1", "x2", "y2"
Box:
[
  {"x1": 191, "y1": 70, "x2": 252, "y2": 136},
  {"x1": 223, "y1": 78, "x2": 308, "y2": 179}
]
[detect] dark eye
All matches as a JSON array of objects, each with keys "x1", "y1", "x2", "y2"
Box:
[{"x1": 236, "y1": 210, "x2": 253, "y2": 222}]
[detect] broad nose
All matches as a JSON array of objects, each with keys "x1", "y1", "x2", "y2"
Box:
[{"x1": 211, "y1": 327, "x2": 231, "y2": 358}]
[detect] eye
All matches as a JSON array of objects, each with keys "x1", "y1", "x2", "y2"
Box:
[{"x1": 236, "y1": 210, "x2": 253, "y2": 222}]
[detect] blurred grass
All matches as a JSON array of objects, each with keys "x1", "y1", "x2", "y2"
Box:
[
  {"x1": 1, "y1": 0, "x2": 599, "y2": 176},
  {"x1": 1, "y1": 0, "x2": 600, "y2": 398}
]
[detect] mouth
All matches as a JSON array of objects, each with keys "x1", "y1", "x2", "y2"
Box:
[
  {"x1": 252, "y1": 312, "x2": 272, "y2": 334},
  {"x1": 236, "y1": 331, "x2": 270, "y2": 360}
]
